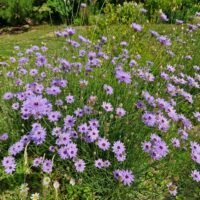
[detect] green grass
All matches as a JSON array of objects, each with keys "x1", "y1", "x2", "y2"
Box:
[{"x1": 0, "y1": 24, "x2": 200, "y2": 200}]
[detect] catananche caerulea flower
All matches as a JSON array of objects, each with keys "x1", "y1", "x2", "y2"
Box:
[
  {"x1": 102, "y1": 102, "x2": 113, "y2": 112},
  {"x1": 2, "y1": 156, "x2": 16, "y2": 174},
  {"x1": 103, "y1": 84, "x2": 113, "y2": 95},
  {"x1": 113, "y1": 169, "x2": 134, "y2": 186},
  {"x1": 142, "y1": 134, "x2": 169, "y2": 160},
  {"x1": 21, "y1": 95, "x2": 52, "y2": 119},
  {"x1": 97, "y1": 138, "x2": 110, "y2": 151},
  {"x1": 115, "y1": 70, "x2": 132, "y2": 84},
  {"x1": 191, "y1": 170, "x2": 200, "y2": 182},
  {"x1": 30, "y1": 123, "x2": 46, "y2": 145},
  {"x1": 131, "y1": 23, "x2": 142, "y2": 32},
  {"x1": 74, "y1": 159, "x2": 85, "y2": 172},
  {"x1": 42, "y1": 159, "x2": 53, "y2": 173}
]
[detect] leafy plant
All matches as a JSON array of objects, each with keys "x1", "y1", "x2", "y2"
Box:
[
  {"x1": 0, "y1": 0, "x2": 34, "y2": 25},
  {"x1": 47, "y1": 0, "x2": 72, "y2": 24}
]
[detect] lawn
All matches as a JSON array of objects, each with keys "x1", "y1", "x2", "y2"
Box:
[{"x1": 0, "y1": 23, "x2": 200, "y2": 200}]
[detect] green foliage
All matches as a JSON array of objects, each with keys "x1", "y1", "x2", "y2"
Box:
[
  {"x1": 32, "y1": 3, "x2": 52, "y2": 24},
  {"x1": 145, "y1": 0, "x2": 200, "y2": 22},
  {"x1": 94, "y1": 2, "x2": 147, "y2": 28},
  {"x1": 46, "y1": 0, "x2": 72, "y2": 24},
  {"x1": 0, "y1": 0, "x2": 34, "y2": 25}
]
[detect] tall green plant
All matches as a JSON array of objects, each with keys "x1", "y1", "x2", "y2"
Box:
[{"x1": 47, "y1": 0, "x2": 72, "y2": 24}]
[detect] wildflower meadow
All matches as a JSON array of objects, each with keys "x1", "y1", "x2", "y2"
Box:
[{"x1": 0, "y1": 2, "x2": 200, "y2": 200}]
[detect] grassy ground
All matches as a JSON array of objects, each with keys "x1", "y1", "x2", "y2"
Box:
[{"x1": 0, "y1": 24, "x2": 200, "y2": 200}]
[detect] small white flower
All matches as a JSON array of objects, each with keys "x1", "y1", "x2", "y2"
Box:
[
  {"x1": 42, "y1": 176, "x2": 51, "y2": 187},
  {"x1": 30, "y1": 193, "x2": 40, "y2": 200},
  {"x1": 69, "y1": 178, "x2": 75, "y2": 186},
  {"x1": 19, "y1": 183, "x2": 29, "y2": 197},
  {"x1": 53, "y1": 181, "x2": 60, "y2": 190}
]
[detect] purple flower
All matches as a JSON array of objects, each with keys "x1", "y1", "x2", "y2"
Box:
[
  {"x1": 74, "y1": 159, "x2": 85, "y2": 172},
  {"x1": 142, "y1": 134, "x2": 169, "y2": 160},
  {"x1": 115, "y1": 153, "x2": 126, "y2": 162},
  {"x1": 64, "y1": 115, "x2": 76, "y2": 129},
  {"x1": 112, "y1": 141, "x2": 125, "y2": 155},
  {"x1": 129, "y1": 59, "x2": 137, "y2": 67},
  {"x1": 33, "y1": 157, "x2": 43, "y2": 167},
  {"x1": 89, "y1": 119, "x2": 99, "y2": 129},
  {"x1": 66, "y1": 95, "x2": 75, "y2": 104},
  {"x1": 3, "y1": 92, "x2": 14, "y2": 100},
  {"x1": 58, "y1": 143, "x2": 78, "y2": 159},
  {"x1": 150, "y1": 30, "x2": 160, "y2": 37},
  {"x1": 36, "y1": 55, "x2": 47, "y2": 67},
  {"x1": 56, "y1": 132, "x2": 71, "y2": 146},
  {"x1": 79, "y1": 49, "x2": 86, "y2": 57},
  {"x1": 103, "y1": 84, "x2": 113, "y2": 95},
  {"x1": 66, "y1": 27, "x2": 75, "y2": 36},
  {"x1": 131, "y1": 23, "x2": 142, "y2": 32},
  {"x1": 42, "y1": 159, "x2": 53, "y2": 173},
  {"x1": 66, "y1": 143, "x2": 78, "y2": 158},
  {"x1": 116, "y1": 70, "x2": 132, "y2": 84},
  {"x1": 142, "y1": 141, "x2": 152, "y2": 153},
  {"x1": 103, "y1": 160, "x2": 111, "y2": 168},
  {"x1": 158, "y1": 36, "x2": 171, "y2": 46},
  {"x1": 48, "y1": 145, "x2": 56, "y2": 152},
  {"x1": 190, "y1": 141, "x2": 200, "y2": 164},
  {"x1": 74, "y1": 108, "x2": 84, "y2": 117},
  {"x1": 178, "y1": 129, "x2": 188, "y2": 140},
  {"x1": 193, "y1": 112, "x2": 200, "y2": 122},
  {"x1": 2, "y1": 156, "x2": 16, "y2": 174},
  {"x1": 78, "y1": 123, "x2": 89, "y2": 134},
  {"x1": 29, "y1": 69, "x2": 38, "y2": 76},
  {"x1": 21, "y1": 95, "x2": 52, "y2": 119},
  {"x1": 55, "y1": 99, "x2": 63, "y2": 106},
  {"x1": 52, "y1": 127, "x2": 62, "y2": 137},
  {"x1": 0, "y1": 133, "x2": 8, "y2": 141},
  {"x1": 30, "y1": 123, "x2": 46, "y2": 145},
  {"x1": 116, "y1": 107, "x2": 126, "y2": 117},
  {"x1": 136, "y1": 101, "x2": 145, "y2": 109},
  {"x1": 102, "y1": 102, "x2": 113, "y2": 112},
  {"x1": 120, "y1": 170, "x2": 135, "y2": 186},
  {"x1": 8, "y1": 141, "x2": 24, "y2": 156},
  {"x1": 88, "y1": 52, "x2": 96, "y2": 60},
  {"x1": 97, "y1": 138, "x2": 110, "y2": 151},
  {"x1": 95, "y1": 159, "x2": 104, "y2": 169},
  {"x1": 58, "y1": 146, "x2": 69, "y2": 160},
  {"x1": 160, "y1": 12, "x2": 169, "y2": 21},
  {"x1": 83, "y1": 105, "x2": 93, "y2": 115},
  {"x1": 171, "y1": 138, "x2": 180, "y2": 148},
  {"x1": 87, "y1": 128, "x2": 99, "y2": 142},
  {"x1": 48, "y1": 111, "x2": 62, "y2": 122},
  {"x1": 46, "y1": 86, "x2": 61, "y2": 96},
  {"x1": 142, "y1": 112, "x2": 157, "y2": 127},
  {"x1": 191, "y1": 170, "x2": 200, "y2": 182},
  {"x1": 113, "y1": 169, "x2": 134, "y2": 186}
]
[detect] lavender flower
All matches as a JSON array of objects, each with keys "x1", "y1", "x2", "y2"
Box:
[
  {"x1": 131, "y1": 23, "x2": 142, "y2": 32},
  {"x1": 191, "y1": 170, "x2": 200, "y2": 182},
  {"x1": 74, "y1": 159, "x2": 85, "y2": 172},
  {"x1": 2, "y1": 156, "x2": 16, "y2": 174}
]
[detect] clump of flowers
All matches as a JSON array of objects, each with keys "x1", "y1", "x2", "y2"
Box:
[
  {"x1": 1, "y1": 20, "x2": 200, "y2": 197},
  {"x1": 142, "y1": 134, "x2": 169, "y2": 160},
  {"x1": 113, "y1": 169, "x2": 134, "y2": 186}
]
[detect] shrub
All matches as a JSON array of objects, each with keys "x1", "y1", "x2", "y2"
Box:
[{"x1": 0, "y1": 0, "x2": 34, "y2": 26}]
